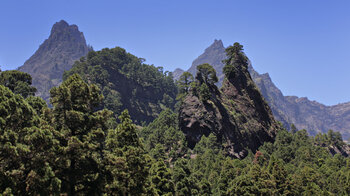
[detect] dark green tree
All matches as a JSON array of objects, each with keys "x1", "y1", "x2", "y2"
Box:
[
  {"x1": 223, "y1": 42, "x2": 248, "y2": 79},
  {"x1": 199, "y1": 83, "x2": 211, "y2": 102},
  {"x1": 173, "y1": 159, "x2": 198, "y2": 195},
  {"x1": 290, "y1": 123, "x2": 297, "y2": 134},
  {"x1": 141, "y1": 109, "x2": 187, "y2": 163},
  {"x1": 150, "y1": 160, "x2": 174, "y2": 196},
  {"x1": 49, "y1": 74, "x2": 113, "y2": 195},
  {"x1": 104, "y1": 110, "x2": 150, "y2": 195},
  {"x1": 0, "y1": 85, "x2": 60, "y2": 195},
  {"x1": 0, "y1": 70, "x2": 37, "y2": 98},
  {"x1": 195, "y1": 63, "x2": 218, "y2": 85},
  {"x1": 25, "y1": 96, "x2": 47, "y2": 115},
  {"x1": 177, "y1": 71, "x2": 194, "y2": 94}
]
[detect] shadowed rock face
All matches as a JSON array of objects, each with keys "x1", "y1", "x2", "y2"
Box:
[
  {"x1": 177, "y1": 40, "x2": 350, "y2": 140},
  {"x1": 18, "y1": 20, "x2": 91, "y2": 101},
  {"x1": 179, "y1": 49, "x2": 279, "y2": 159}
]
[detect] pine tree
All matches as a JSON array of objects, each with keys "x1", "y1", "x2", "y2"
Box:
[
  {"x1": 177, "y1": 71, "x2": 194, "y2": 94},
  {"x1": 195, "y1": 63, "x2": 218, "y2": 85},
  {"x1": 0, "y1": 70, "x2": 37, "y2": 98},
  {"x1": 173, "y1": 159, "x2": 198, "y2": 195},
  {"x1": 49, "y1": 74, "x2": 113, "y2": 194},
  {"x1": 104, "y1": 110, "x2": 150, "y2": 195},
  {"x1": 150, "y1": 160, "x2": 174, "y2": 195},
  {"x1": 0, "y1": 85, "x2": 60, "y2": 195}
]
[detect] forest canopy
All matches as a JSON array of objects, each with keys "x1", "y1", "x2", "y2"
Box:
[{"x1": 0, "y1": 43, "x2": 350, "y2": 195}]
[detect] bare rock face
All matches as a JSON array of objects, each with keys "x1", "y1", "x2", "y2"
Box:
[
  {"x1": 179, "y1": 47, "x2": 279, "y2": 159},
  {"x1": 327, "y1": 144, "x2": 350, "y2": 157},
  {"x1": 18, "y1": 20, "x2": 91, "y2": 101}
]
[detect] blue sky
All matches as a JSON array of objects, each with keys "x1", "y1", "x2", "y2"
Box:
[{"x1": 0, "y1": 0, "x2": 349, "y2": 105}]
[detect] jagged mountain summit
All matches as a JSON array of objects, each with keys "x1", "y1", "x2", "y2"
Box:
[
  {"x1": 18, "y1": 20, "x2": 91, "y2": 101},
  {"x1": 178, "y1": 43, "x2": 279, "y2": 158},
  {"x1": 176, "y1": 40, "x2": 350, "y2": 140}
]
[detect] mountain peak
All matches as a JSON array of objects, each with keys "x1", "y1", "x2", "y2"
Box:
[
  {"x1": 206, "y1": 39, "x2": 224, "y2": 51},
  {"x1": 51, "y1": 20, "x2": 69, "y2": 33},
  {"x1": 50, "y1": 20, "x2": 82, "y2": 38},
  {"x1": 18, "y1": 20, "x2": 90, "y2": 101}
]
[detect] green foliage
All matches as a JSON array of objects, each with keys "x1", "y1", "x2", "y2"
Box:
[
  {"x1": 0, "y1": 70, "x2": 37, "y2": 98},
  {"x1": 175, "y1": 72, "x2": 194, "y2": 110},
  {"x1": 25, "y1": 96, "x2": 47, "y2": 115},
  {"x1": 223, "y1": 42, "x2": 248, "y2": 79},
  {"x1": 49, "y1": 74, "x2": 113, "y2": 194},
  {"x1": 199, "y1": 83, "x2": 211, "y2": 102},
  {"x1": 224, "y1": 42, "x2": 248, "y2": 67},
  {"x1": 0, "y1": 85, "x2": 60, "y2": 195},
  {"x1": 173, "y1": 159, "x2": 199, "y2": 195},
  {"x1": 196, "y1": 63, "x2": 218, "y2": 85},
  {"x1": 64, "y1": 47, "x2": 177, "y2": 123},
  {"x1": 291, "y1": 123, "x2": 297, "y2": 134},
  {"x1": 150, "y1": 160, "x2": 174, "y2": 195},
  {"x1": 1, "y1": 67, "x2": 350, "y2": 195},
  {"x1": 141, "y1": 109, "x2": 187, "y2": 162},
  {"x1": 104, "y1": 110, "x2": 150, "y2": 195},
  {"x1": 177, "y1": 71, "x2": 194, "y2": 94},
  {"x1": 326, "y1": 129, "x2": 344, "y2": 147},
  {"x1": 162, "y1": 93, "x2": 175, "y2": 108}
]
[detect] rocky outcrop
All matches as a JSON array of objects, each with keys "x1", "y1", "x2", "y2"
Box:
[
  {"x1": 179, "y1": 45, "x2": 279, "y2": 159},
  {"x1": 179, "y1": 40, "x2": 350, "y2": 141},
  {"x1": 327, "y1": 144, "x2": 350, "y2": 157},
  {"x1": 18, "y1": 20, "x2": 91, "y2": 101}
]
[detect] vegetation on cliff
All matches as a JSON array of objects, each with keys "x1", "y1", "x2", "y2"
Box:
[
  {"x1": 64, "y1": 47, "x2": 177, "y2": 124},
  {"x1": 178, "y1": 43, "x2": 279, "y2": 158}
]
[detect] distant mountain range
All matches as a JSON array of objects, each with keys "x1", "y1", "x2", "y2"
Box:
[
  {"x1": 18, "y1": 20, "x2": 91, "y2": 101},
  {"x1": 174, "y1": 40, "x2": 350, "y2": 140},
  {"x1": 16, "y1": 20, "x2": 350, "y2": 140}
]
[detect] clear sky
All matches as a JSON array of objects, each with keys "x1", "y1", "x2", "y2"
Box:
[{"x1": 0, "y1": 0, "x2": 349, "y2": 106}]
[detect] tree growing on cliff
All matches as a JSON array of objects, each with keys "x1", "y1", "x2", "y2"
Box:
[
  {"x1": 177, "y1": 71, "x2": 194, "y2": 94},
  {"x1": 196, "y1": 63, "x2": 218, "y2": 85},
  {"x1": 223, "y1": 42, "x2": 248, "y2": 79}
]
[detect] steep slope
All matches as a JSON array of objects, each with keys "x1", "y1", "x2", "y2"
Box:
[
  {"x1": 18, "y1": 20, "x2": 91, "y2": 101},
  {"x1": 64, "y1": 47, "x2": 177, "y2": 124},
  {"x1": 184, "y1": 40, "x2": 227, "y2": 86},
  {"x1": 179, "y1": 43, "x2": 279, "y2": 159},
  {"x1": 178, "y1": 40, "x2": 350, "y2": 140}
]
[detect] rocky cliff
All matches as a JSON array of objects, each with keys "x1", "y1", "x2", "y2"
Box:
[
  {"x1": 176, "y1": 40, "x2": 350, "y2": 140},
  {"x1": 18, "y1": 20, "x2": 91, "y2": 101},
  {"x1": 179, "y1": 43, "x2": 279, "y2": 158}
]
